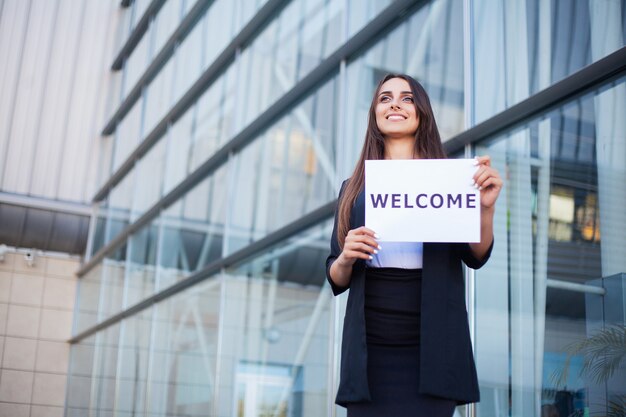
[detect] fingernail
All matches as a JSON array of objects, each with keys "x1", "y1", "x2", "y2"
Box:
[
  {"x1": 471, "y1": 180, "x2": 476, "y2": 186},
  {"x1": 373, "y1": 249, "x2": 379, "y2": 254},
  {"x1": 478, "y1": 186, "x2": 483, "y2": 191},
  {"x1": 374, "y1": 233, "x2": 380, "y2": 239},
  {"x1": 368, "y1": 255, "x2": 373, "y2": 260},
  {"x1": 378, "y1": 245, "x2": 382, "y2": 250}
]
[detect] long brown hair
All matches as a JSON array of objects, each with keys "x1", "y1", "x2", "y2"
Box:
[{"x1": 337, "y1": 74, "x2": 447, "y2": 248}]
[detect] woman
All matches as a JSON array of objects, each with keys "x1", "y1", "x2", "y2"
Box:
[{"x1": 326, "y1": 74, "x2": 502, "y2": 416}]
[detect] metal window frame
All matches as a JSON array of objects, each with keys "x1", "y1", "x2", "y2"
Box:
[
  {"x1": 112, "y1": 0, "x2": 167, "y2": 71},
  {"x1": 69, "y1": 200, "x2": 335, "y2": 343},
  {"x1": 104, "y1": 0, "x2": 292, "y2": 136},
  {"x1": 94, "y1": 0, "x2": 424, "y2": 202},
  {"x1": 71, "y1": 1, "x2": 625, "y2": 340},
  {"x1": 71, "y1": 52, "x2": 626, "y2": 343},
  {"x1": 81, "y1": 0, "x2": 427, "y2": 278},
  {"x1": 445, "y1": 46, "x2": 626, "y2": 155},
  {"x1": 85, "y1": 43, "x2": 626, "y2": 281},
  {"x1": 104, "y1": 0, "x2": 217, "y2": 134},
  {"x1": 0, "y1": 192, "x2": 92, "y2": 216}
]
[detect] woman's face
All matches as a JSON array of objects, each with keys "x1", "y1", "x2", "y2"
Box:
[{"x1": 374, "y1": 77, "x2": 419, "y2": 139}]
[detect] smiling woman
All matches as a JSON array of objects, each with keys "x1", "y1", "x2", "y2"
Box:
[{"x1": 325, "y1": 74, "x2": 503, "y2": 416}]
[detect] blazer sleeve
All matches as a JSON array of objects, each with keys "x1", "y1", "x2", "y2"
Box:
[
  {"x1": 457, "y1": 237, "x2": 494, "y2": 270},
  {"x1": 326, "y1": 180, "x2": 350, "y2": 296}
]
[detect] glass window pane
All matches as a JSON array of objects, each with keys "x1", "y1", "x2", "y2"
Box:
[
  {"x1": 123, "y1": 23, "x2": 152, "y2": 98},
  {"x1": 172, "y1": 14, "x2": 205, "y2": 106},
  {"x1": 220, "y1": 220, "x2": 334, "y2": 416},
  {"x1": 92, "y1": 323, "x2": 121, "y2": 417},
  {"x1": 163, "y1": 108, "x2": 195, "y2": 196},
  {"x1": 66, "y1": 335, "x2": 97, "y2": 415},
  {"x1": 115, "y1": 309, "x2": 153, "y2": 416},
  {"x1": 226, "y1": 76, "x2": 337, "y2": 254},
  {"x1": 113, "y1": 100, "x2": 144, "y2": 174},
  {"x1": 189, "y1": 66, "x2": 237, "y2": 173},
  {"x1": 99, "y1": 244, "x2": 127, "y2": 321},
  {"x1": 131, "y1": 0, "x2": 152, "y2": 31},
  {"x1": 131, "y1": 137, "x2": 166, "y2": 222},
  {"x1": 125, "y1": 219, "x2": 159, "y2": 308},
  {"x1": 233, "y1": 0, "x2": 346, "y2": 135},
  {"x1": 473, "y1": 76, "x2": 626, "y2": 417},
  {"x1": 105, "y1": 169, "x2": 135, "y2": 246},
  {"x1": 347, "y1": 0, "x2": 393, "y2": 37},
  {"x1": 472, "y1": 0, "x2": 626, "y2": 124},
  {"x1": 144, "y1": 57, "x2": 175, "y2": 136},
  {"x1": 147, "y1": 279, "x2": 221, "y2": 415},
  {"x1": 90, "y1": 200, "x2": 107, "y2": 257},
  {"x1": 153, "y1": 0, "x2": 183, "y2": 54},
  {"x1": 157, "y1": 164, "x2": 228, "y2": 291},
  {"x1": 74, "y1": 265, "x2": 103, "y2": 335},
  {"x1": 203, "y1": 0, "x2": 237, "y2": 68}
]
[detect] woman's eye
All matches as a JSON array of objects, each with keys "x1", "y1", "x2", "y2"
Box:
[
  {"x1": 380, "y1": 96, "x2": 390, "y2": 102},
  {"x1": 403, "y1": 96, "x2": 414, "y2": 102}
]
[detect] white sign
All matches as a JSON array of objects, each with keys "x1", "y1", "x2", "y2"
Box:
[{"x1": 365, "y1": 159, "x2": 480, "y2": 242}]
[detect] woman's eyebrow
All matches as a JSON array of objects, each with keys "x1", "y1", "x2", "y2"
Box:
[{"x1": 378, "y1": 90, "x2": 413, "y2": 96}]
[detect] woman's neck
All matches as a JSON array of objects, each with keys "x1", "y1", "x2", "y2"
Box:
[{"x1": 384, "y1": 137, "x2": 417, "y2": 160}]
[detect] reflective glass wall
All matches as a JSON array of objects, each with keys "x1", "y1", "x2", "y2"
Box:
[
  {"x1": 472, "y1": 76, "x2": 626, "y2": 417},
  {"x1": 68, "y1": 0, "x2": 625, "y2": 416}
]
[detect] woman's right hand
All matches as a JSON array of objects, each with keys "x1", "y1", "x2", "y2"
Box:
[{"x1": 336, "y1": 226, "x2": 381, "y2": 267}]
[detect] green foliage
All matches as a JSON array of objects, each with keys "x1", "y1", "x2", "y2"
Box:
[
  {"x1": 553, "y1": 325, "x2": 626, "y2": 387},
  {"x1": 552, "y1": 325, "x2": 626, "y2": 417}
]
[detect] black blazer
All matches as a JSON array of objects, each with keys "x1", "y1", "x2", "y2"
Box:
[{"x1": 326, "y1": 181, "x2": 493, "y2": 407}]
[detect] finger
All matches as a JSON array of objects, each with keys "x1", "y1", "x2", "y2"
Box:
[
  {"x1": 475, "y1": 165, "x2": 498, "y2": 184},
  {"x1": 472, "y1": 166, "x2": 488, "y2": 183},
  {"x1": 474, "y1": 169, "x2": 493, "y2": 187},
  {"x1": 474, "y1": 155, "x2": 491, "y2": 167},
  {"x1": 346, "y1": 242, "x2": 379, "y2": 255},
  {"x1": 346, "y1": 236, "x2": 381, "y2": 251},
  {"x1": 351, "y1": 226, "x2": 378, "y2": 238},
  {"x1": 479, "y1": 176, "x2": 503, "y2": 191},
  {"x1": 344, "y1": 250, "x2": 375, "y2": 261}
]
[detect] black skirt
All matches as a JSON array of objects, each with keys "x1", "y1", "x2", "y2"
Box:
[{"x1": 347, "y1": 267, "x2": 456, "y2": 417}]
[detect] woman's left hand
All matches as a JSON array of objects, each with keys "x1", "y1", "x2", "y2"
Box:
[{"x1": 473, "y1": 155, "x2": 503, "y2": 210}]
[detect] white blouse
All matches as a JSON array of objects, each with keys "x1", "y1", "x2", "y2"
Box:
[{"x1": 366, "y1": 241, "x2": 423, "y2": 269}]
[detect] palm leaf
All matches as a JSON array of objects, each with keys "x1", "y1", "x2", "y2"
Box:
[
  {"x1": 551, "y1": 325, "x2": 626, "y2": 387},
  {"x1": 607, "y1": 395, "x2": 626, "y2": 417}
]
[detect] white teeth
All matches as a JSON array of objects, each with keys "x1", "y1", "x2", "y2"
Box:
[{"x1": 387, "y1": 115, "x2": 404, "y2": 121}]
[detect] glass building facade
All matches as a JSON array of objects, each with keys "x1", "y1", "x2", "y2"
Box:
[{"x1": 68, "y1": 0, "x2": 626, "y2": 416}]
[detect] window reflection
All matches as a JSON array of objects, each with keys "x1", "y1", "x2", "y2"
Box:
[
  {"x1": 66, "y1": 335, "x2": 97, "y2": 415},
  {"x1": 472, "y1": 0, "x2": 626, "y2": 124},
  {"x1": 474, "y1": 77, "x2": 626, "y2": 417},
  {"x1": 74, "y1": 265, "x2": 102, "y2": 334},
  {"x1": 126, "y1": 220, "x2": 159, "y2": 308},
  {"x1": 157, "y1": 166, "x2": 228, "y2": 290},
  {"x1": 99, "y1": 244, "x2": 127, "y2": 320},
  {"x1": 234, "y1": 0, "x2": 345, "y2": 134},
  {"x1": 148, "y1": 280, "x2": 220, "y2": 416},
  {"x1": 226, "y1": 77, "x2": 337, "y2": 254},
  {"x1": 235, "y1": 362, "x2": 302, "y2": 417},
  {"x1": 115, "y1": 310, "x2": 153, "y2": 415},
  {"x1": 93, "y1": 323, "x2": 121, "y2": 417},
  {"x1": 131, "y1": 137, "x2": 166, "y2": 222},
  {"x1": 221, "y1": 220, "x2": 333, "y2": 416}
]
